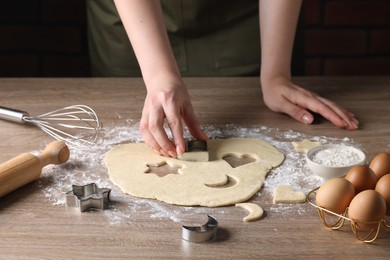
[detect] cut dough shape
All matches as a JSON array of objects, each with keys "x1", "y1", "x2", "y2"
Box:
[
  {"x1": 178, "y1": 151, "x2": 209, "y2": 162},
  {"x1": 105, "y1": 138, "x2": 284, "y2": 207},
  {"x1": 292, "y1": 139, "x2": 321, "y2": 153},
  {"x1": 235, "y1": 203, "x2": 264, "y2": 222},
  {"x1": 273, "y1": 185, "x2": 306, "y2": 204}
]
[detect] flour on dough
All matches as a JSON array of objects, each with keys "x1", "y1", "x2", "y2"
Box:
[
  {"x1": 292, "y1": 139, "x2": 321, "y2": 153},
  {"x1": 235, "y1": 203, "x2": 264, "y2": 222},
  {"x1": 273, "y1": 185, "x2": 306, "y2": 204},
  {"x1": 105, "y1": 138, "x2": 284, "y2": 207}
]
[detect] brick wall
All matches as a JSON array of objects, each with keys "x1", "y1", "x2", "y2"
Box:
[
  {"x1": 0, "y1": 0, "x2": 89, "y2": 77},
  {"x1": 0, "y1": 0, "x2": 389, "y2": 77},
  {"x1": 303, "y1": 0, "x2": 390, "y2": 75}
]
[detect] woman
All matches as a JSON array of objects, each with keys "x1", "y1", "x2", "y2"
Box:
[{"x1": 87, "y1": 0, "x2": 359, "y2": 158}]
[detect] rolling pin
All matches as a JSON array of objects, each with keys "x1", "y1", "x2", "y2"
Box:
[{"x1": 0, "y1": 140, "x2": 70, "y2": 198}]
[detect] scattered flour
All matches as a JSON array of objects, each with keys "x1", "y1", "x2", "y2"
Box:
[{"x1": 36, "y1": 120, "x2": 360, "y2": 224}]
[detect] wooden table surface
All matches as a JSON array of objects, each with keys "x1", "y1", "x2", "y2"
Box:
[{"x1": 0, "y1": 77, "x2": 389, "y2": 259}]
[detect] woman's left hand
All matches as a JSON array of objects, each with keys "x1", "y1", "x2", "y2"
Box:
[{"x1": 261, "y1": 76, "x2": 359, "y2": 130}]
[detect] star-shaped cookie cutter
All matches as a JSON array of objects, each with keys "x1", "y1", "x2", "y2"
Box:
[
  {"x1": 65, "y1": 183, "x2": 111, "y2": 212},
  {"x1": 182, "y1": 215, "x2": 218, "y2": 243}
]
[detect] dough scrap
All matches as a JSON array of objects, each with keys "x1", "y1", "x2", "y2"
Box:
[
  {"x1": 105, "y1": 138, "x2": 284, "y2": 207},
  {"x1": 235, "y1": 203, "x2": 264, "y2": 222},
  {"x1": 292, "y1": 139, "x2": 321, "y2": 153},
  {"x1": 273, "y1": 185, "x2": 306, "y2": 204}
]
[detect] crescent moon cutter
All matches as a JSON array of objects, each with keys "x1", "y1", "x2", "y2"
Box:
[{"x1": 182, "y1": 215, "x2": 218, "y2": 243}]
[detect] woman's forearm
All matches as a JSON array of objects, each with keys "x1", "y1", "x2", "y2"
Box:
[
  {"x1": 113, "y1": 0, "x2": 208, "y2": 157},
  {"x1": 259, "y1": 0, "x2": 302, "y2": 83},
  {"x1": 113, "y1": 0, "x2": 180, "y2": 87}
]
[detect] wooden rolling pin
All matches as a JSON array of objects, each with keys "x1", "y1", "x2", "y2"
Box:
[{"x1": 0, "y1": 140, "x2": 70, "y2": 198}]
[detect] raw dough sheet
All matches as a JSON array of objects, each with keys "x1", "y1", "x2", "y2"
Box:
[{"x1": 105, "y1": 138, "x2": 284, "y2": 207}]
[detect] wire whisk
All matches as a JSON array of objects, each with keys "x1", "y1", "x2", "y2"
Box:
[{"x1": 0, "y1": 105, "x2": 102, "y2": 147}]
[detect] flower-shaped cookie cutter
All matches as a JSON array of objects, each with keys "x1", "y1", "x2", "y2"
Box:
[{"x1": 66, "y1": 183, "x2": 111, "y2": 212}]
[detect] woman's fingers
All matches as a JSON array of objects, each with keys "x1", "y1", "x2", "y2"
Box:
[
  {"x1": 262, "y1": 78, "x2": 359, "y2": 130},
  {"x1": 139, "y1": 84, "x2": 206, "y2": 158},
  {"x1": 164, "y1": 102, "x2": 185, "y2": 157},
  {"x1": 317, "y1": 97, "x2": 359, "y2": 129},
  {"x1": 140, "y1": 95, "x2": 176, "y2": 157},
  {"x1": 182, "y1": 104, "x2": 208, "y2": 142}
]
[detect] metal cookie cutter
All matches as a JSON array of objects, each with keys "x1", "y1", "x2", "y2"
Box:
[
  {"x1": 66, "y1": 183, "x2": 111, "y2": 212},
  {"x1": 178, "y1": 140, "x2": 209, "y2": 162},
  {"x1": 182, "y1": 215, "x2": 218, "y2": 243}
]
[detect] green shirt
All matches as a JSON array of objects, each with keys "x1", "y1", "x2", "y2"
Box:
[{"x1": 87, "y1": 0, "x2": 260, "y2": 77}]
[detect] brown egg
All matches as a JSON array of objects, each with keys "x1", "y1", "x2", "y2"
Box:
[
  {"x1": 375, "y1": 174, "x2": 390, "y2": 216},
  {"x1": 345, "y1": 165, "x2": 377, "y2": 194},
  {"x1": 316, "y1": 178, "x2": 355, "y2": 214},
  {"x1": 369, "y1": 152, "x2": 390, "y2": 179},
  {"x1": 348, "y1": 190, "x2": 386, "y2": 231}
]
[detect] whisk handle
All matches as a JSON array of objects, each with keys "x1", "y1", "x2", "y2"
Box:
[{"x1": 0, "y1": 106, "x2": 28, "y2": 123}]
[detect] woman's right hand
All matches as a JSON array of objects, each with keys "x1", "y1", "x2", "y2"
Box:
[
  {"x1": 140, "y1": 76, "x2": 208, "y2": 158},
  {"x1": 113, "y1": 0, "x2": 207, "y2": 156}
]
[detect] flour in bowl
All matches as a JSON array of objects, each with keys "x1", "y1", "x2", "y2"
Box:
[{"x1": 310, "y1": 147, "x2": 362, "y2": 167}]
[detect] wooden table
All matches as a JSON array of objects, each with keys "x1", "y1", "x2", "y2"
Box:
[{"x1": 0, "y1": 77, "x2": 389, "y2": 259}]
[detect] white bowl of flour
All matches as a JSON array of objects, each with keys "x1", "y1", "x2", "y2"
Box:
[{"x1": 306, "y1": 144, "x2": 366, "y2": 179}]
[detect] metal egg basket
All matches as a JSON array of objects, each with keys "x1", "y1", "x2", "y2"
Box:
[{"x1": 307, "y1": 187, "x2": 390, "y2": 243}]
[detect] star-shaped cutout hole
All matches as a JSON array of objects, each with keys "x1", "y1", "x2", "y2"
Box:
[{"x1": 145, "y1": 162, "x2": 181, "y2": 177}]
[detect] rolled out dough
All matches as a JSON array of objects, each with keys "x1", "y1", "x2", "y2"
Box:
[{"x1": 105, "y1": 138, "x2": 284, "y2": 207}]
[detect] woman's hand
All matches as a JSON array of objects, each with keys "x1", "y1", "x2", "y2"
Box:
[
  {"x1": 113, "y1": 0, "x2": 207, "y2": 157},
  {"x1": 259, "y1": 1, "x2": 358, "y2": 130},
  {"x1": 261, "y1": 76, "x2": 359, "y2": 130},
  {"x1": 140, "y1": 76, "x2": 207, "y2": 158}
]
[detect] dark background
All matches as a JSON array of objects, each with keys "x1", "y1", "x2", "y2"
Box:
[{"x1": 0, "y1": 0, "x2": 389, "y2": 77}]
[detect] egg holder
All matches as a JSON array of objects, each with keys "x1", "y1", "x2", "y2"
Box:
[{"x1": 307, "y1": 187, "x2": 389, "y2": 243}]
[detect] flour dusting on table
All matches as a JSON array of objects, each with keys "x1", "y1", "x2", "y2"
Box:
[{"x1": 36, "y1": 120, "x2": 359, "y2": 224}]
